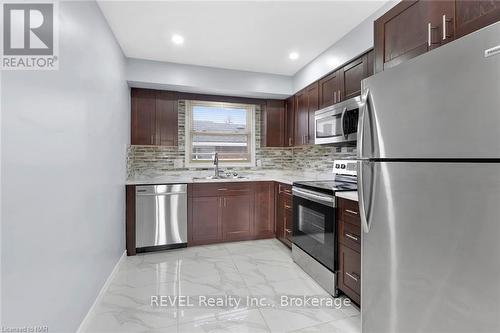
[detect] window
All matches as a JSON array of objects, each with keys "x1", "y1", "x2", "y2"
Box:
[{"x1": 185, "y1": 100, "x2": 255, "y2": 167}]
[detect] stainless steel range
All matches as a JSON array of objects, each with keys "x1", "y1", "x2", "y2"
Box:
[{"x1": 291, "y1": 160, "x2": 357, "y2": 296}]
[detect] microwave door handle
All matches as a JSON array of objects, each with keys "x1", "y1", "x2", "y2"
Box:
[{"x1": 340, "y1": 107, "x2": 347, "y2": 138}]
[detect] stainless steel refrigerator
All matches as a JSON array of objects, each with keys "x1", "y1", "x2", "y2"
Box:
[{"x1": 358, "y1": 21, "x2": 500, "y2": 332}]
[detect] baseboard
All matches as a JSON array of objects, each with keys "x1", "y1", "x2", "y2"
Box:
[{"x1": 76, "y1": 250, "x2": 126, "y2": 333}]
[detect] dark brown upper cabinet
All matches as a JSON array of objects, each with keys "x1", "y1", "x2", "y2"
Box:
[
  {"x1": 261, "y1": 100, "x2": 285, "y2": 147},
  {"x1": 285, "y1": 96, "x2": 295, "y2": 147},
  {"x1": 374, "y1": 1, "x2": 437, "y2": 73},
  {"x1": 306, "y1": 82, "x2": 319, "y2": 144},
  {"x1": 131, "y1": 88, "x2": 156, "y2": 145},
  {"x1": 131, "y1": 88, "x2": 178, "y2": 146},
  {"x1": 367, "y1": 49, "x2": 375, "y2": 77},
  {"x1": 294, "y1": 89, "x2": 309, "y2": 146},
  {"x1": 340, "y1": 54, "x2": 369, "y2": 100},
  {"x1": 318, "y1": 70, "x2": 341, "y2": 109},
  {"x1": 374, "y1": 0, "x2": 500, "y2": 73},
  {"x1": 155, "y1": 91, "x2": 178, "y2": 146},
  {"x1": 455, "y1": 0, "x2": 500, "y2": 38}
]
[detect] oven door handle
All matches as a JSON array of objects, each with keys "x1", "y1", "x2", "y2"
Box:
[{"x1": 292, "y1": 188, "x2": 335, "y2": 207}]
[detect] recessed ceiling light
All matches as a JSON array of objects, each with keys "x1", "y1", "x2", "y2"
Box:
[
  {"x1": 172, "y1": 34, "x2": 184, "y2": 45},
  {"x1": 289, "y1": 52, "x2": 299, "y2": 60}
]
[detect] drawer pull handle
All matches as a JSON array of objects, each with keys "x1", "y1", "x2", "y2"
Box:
[
  {"x1": 346, "y1": 272, "x2": 359, "y2": 282},
  {"x1": 345, "y1": 233, "x2": 359, "y2": 241},
  {"x1": 285, "y1": 228, "x2": 292, "y2": 234},
  {"x1": 345, "y1": 209, "x2": 358, "y2": 215},
  {"x1": 284, "y1": 204, "x2": 292, "y2": 209},
  {"x1": 218, "y1": 188, "x2": 228, "y2": 191}
]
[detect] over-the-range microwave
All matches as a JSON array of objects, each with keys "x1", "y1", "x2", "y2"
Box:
[{"x1": 314, "y1": 96, "x2": 362, "y2": 145}]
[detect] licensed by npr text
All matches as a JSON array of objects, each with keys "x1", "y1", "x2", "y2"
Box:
[{"x1": 151, "y1": 295, "x2": 351, "y2": 309}]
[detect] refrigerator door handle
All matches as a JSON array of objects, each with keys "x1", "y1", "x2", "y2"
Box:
[
  {"x1": 358, "y1": 160, "x2": 371, "y2": 233},
  {"x1": 358, "y1": 89, "x2": 370, "y2": 159}
]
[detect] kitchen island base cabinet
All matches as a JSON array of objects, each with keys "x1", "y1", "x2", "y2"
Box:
[{"x1": 188, "y1": 182, "x2": 273, "y2": 246}]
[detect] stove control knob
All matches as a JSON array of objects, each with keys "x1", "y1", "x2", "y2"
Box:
[
  {"x1": 341, "y1": 164, "x2": 346, "y2": 169},
  {"x1": 335, "y1": 164, "x2": 340, "y2": 169}
]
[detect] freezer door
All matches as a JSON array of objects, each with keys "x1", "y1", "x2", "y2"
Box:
[
  {"x1": 360, "y1": 162, "x2": 500, "y2": 333},
  {"x1": 359, "y1": 21, "x2": 500, "y2": 159}
]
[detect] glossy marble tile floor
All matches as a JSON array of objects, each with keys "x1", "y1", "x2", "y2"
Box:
[{"x1": 83, "y1": 239, "x2": 360, "y2": 333}]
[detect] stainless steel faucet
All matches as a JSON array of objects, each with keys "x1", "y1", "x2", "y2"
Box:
[{"x1": 213, "y1": 152, "x2": 219, "y2": 178}]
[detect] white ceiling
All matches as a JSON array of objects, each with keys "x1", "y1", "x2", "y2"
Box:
[{"x1": 98, "y1": 1, "x2": 388, "y2": 76}]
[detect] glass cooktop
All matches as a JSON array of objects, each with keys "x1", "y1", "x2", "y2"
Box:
[{"x1": 293, "y1": 180, "x2": 358, "y2": 195}]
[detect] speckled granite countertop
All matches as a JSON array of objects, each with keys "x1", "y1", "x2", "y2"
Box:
[{"x1": 126, "y1": 169, "x2": 338, "y2": 186}]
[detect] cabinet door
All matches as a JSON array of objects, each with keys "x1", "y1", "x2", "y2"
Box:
[
  {"x1": 254, "y1": 182, "x2": 275, "y2": 238},
  {"x1": 374, "y1": 1, "x2": 432, "y2": 73},
  {"x1": 222, "y1": 193, "x2": 254, "y2": 241},
  {"x1": 284, "y1": 199, "x2": 293, "y2": 246},
  {"x1": 366, "y1": 49, "x2": 375, "y2": 77},
  {"x1": 156, "y1": 91, "x2": 178, "y2": 146},
  {"x1": 430, "y1": 0, "x2": 455, "y2": 45},
  {"x1": 307, "y1": 82, "x2": 319, "y2": 144},
  {"x1": 285, "y1": 96, "x2": 295, "y2": 147},
  {"x1": 341, "y1": 54, "x2": 368, "y2": 100},
  {"x1": 275, "y1": 184, "x2": 285, "y2": 241},
  {"x1": 318, "y1": 70, "x2": 340, "y2": 109},
  {"x1": 131, "y1": 88, "x2": 156, "y2": 145},
  {"x1": 262, "y1": 100, "x2": 285, "y2": 147},
  {"x1": 374, "y1": 1, "x2": 456, "y2": 72},
  {"x1": 339, "y1": 245, "x2": 361, "y2": 305},
  {"x1": 294, "y1": 90, "x2": 309, "y2": 146},
  {"x1": 456, "y1": 0, "x2": 500, "y2": 38},
  {"x1": 191, "y1": 196, "x2": 222, "y2": 245}
]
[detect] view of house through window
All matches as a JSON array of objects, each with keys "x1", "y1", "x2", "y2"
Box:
[{"x1": 185, "y1": 100, "x2": 255, "y2": 167}]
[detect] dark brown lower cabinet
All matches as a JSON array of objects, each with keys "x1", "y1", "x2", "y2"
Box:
[
  {"x1": 254, "y1": 182, "x2": 276, "y2": 239},
  {"x1": 222, "y1": 193, "x2": 254, "y2": 241},
  {"x1": 188, "y1": 182, "x2": 273, "y2": 246},
  {"x1": 275, "y1": 182, "x2": 293, "y2": 248},
  {"x1": 191, "y1": 196, "x2": 223, "y2": 245},
  {"x1": 337, "y1": 197, "x2": 361, "y2": 305},
  {"x1": 339, "y1": 245, "x2": 361, "y2": 305}
]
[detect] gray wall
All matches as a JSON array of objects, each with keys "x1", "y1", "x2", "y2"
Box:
[
  {"x1": 292, "y1": 1, "x2": 397, "y2": 92},
  {"x1": 1, "y1": 1, "x2": 129, "y2": 332},
  {"x1": 127, "y1": 58, "x2": 293, "y2": 99}
]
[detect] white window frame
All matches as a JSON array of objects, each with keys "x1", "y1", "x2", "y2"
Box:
[{"x1": 184, "y1": 100, "x2": 256, "y2": 168}]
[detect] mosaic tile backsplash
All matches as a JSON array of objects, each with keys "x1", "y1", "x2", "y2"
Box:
[{"x1": 127, "y1": 101, "x2": 356, "y2": 177}]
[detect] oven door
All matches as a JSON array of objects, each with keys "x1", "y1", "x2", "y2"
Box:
[{"x1": 292, "y1": 188, "x2": 336, "y2": 272}]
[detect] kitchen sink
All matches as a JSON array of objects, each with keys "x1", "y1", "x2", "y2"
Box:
[{"x1": 192, "y1": 175, "x2": 249, "y2": 181}]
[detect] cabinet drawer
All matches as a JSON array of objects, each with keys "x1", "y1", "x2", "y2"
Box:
[
  {"x1": 191, "y1": 182, "x2": 253, "y2": 197},
  {"x1": 339, "y1": 220, "x2": 361, "y2": 252},
  {"x1": 283, "y1": 195, "x2": 292, "y2": 210},
  {"x1": 278, "y1": 183, "x2": 292, "y2": 196},
  {"x1": 339, "y1": 245, "x2": 361, "y2": 303},
  {"x1": 341, "y1": 199, "x2": 360, "y2": 226}
]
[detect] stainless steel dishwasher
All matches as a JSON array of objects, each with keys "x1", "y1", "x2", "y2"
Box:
[{"x1": 135, "y1": 184, "x2": 187, "y2": 252}]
